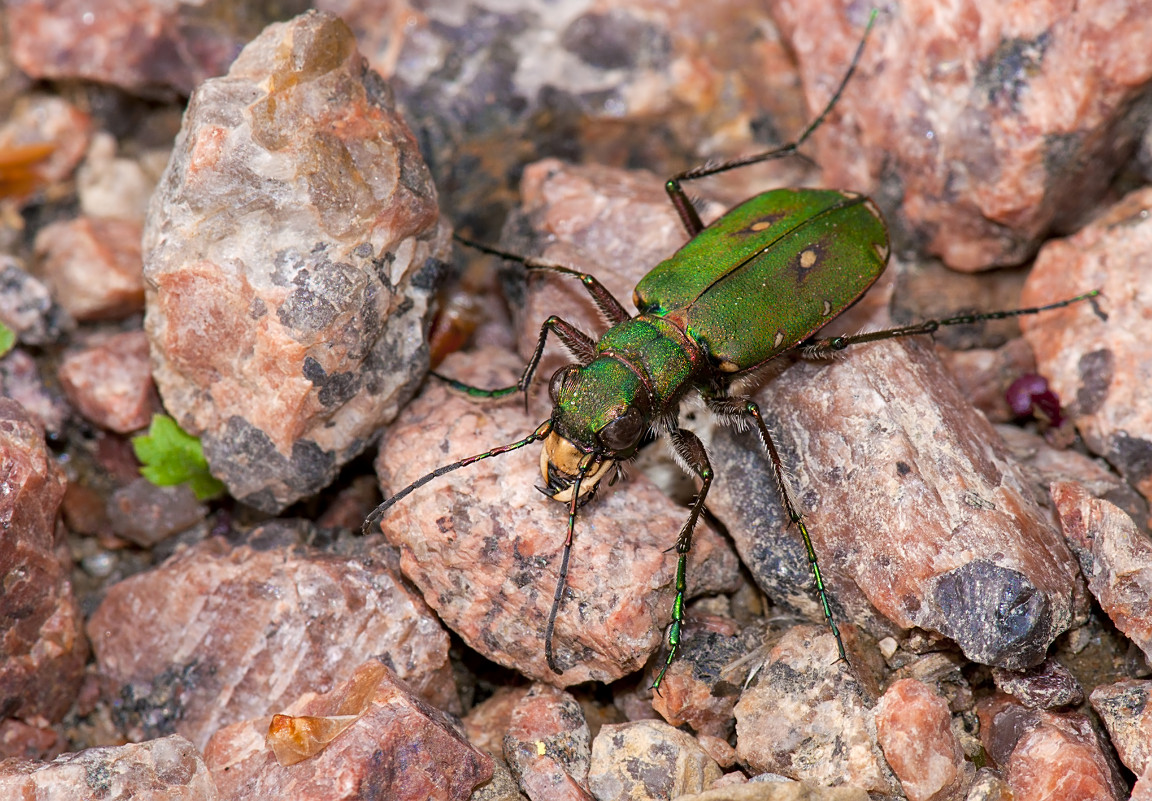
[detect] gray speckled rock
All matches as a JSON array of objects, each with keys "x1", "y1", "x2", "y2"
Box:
[
  {"x1": 0, "y1": 735, "x2": 217, "y2": 801},
  {"x1": 143, "y1": 10, "x2": 448, "y2": 512}
]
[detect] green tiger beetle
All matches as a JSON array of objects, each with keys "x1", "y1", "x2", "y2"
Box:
[{"x1": 364, "y1": 11, "x2": 1099, "y2": 688}]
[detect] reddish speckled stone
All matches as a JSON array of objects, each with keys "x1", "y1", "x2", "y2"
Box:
[
  {"x1": 56, "y1": 330, "x2": 158, "y2": 434},
  {"x1": 875, "y1": 678, "x2": 972, "y2": 801},
  {"x1": 373, "y1": 346, "x2": 740, "y2": 686},
  {"x1": 205, "y1": 663, "x2": 491, "y2": 801},
  {"x1": 1052, "y1": 482, "x2": 1152, "y2": 663},
  {"x1": 88, "y1": 527, "x2": 456, "y2": 750},
  {"x1": 1021, "y1": 187, "x2": 1152, "y2": 513},
  {"x1": 0, "y1": 398, "x2": 87, "y2": 723}
]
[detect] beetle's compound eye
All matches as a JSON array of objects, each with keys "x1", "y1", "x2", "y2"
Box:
[
  {"x1": 598, "y1": 406, "x2": 643, "y2": 452},
  {"x1": 549, "y1": 365, "x2": 578, "y2": 403}
]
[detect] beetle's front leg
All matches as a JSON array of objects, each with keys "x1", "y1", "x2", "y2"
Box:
[
  {"x1": 434, "y1": 315, "x2": 598, "y2": 405},
  {"x1": 652, "y1": 426, "x2": 713, "y2": 690}
]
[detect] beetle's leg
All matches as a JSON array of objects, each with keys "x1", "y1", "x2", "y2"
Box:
[
  {"x1": 664, "y1": 10, "x2": 879, "y2": 236},
  {"x1": 433, "y1": 315, "x2": 598, "y2": 405},
  {"x1": 800, "y1": 290, "x2": 1102, "y2": 359},
  {"x1": 456, "y1": 235, "x2": 632, "y2": 325},
  {"x1": 652, "y1": 427, "x2": 714, "y2": 691},
  {"x1": 706, "y1": 395, "x2": 848, "y2": 663},
  {"x1": 544, "y1": 460, "x2": 587, "y2": 674}
]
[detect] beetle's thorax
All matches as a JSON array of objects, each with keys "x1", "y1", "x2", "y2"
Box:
[{"x1": 595, "y1": 315, "x2": 706, "y2": 407}]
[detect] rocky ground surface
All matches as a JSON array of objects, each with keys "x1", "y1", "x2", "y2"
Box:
[{"x1": 3, "y1": 2, "x2": 1152, "y2": 800}]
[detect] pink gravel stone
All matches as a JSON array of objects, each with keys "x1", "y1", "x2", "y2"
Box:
[
  {"x1": 587, "y1": 720, "x2": 722, "y2": 801},
  {"x1": 1052, "y1": 481, "x2": 1152, "y2": 663},
  {"x1": 57, "y1": 330, "x2": 159, "y2": 433},
  {"x1": 0, "y1": 94, "x2": 92, "y2": 190},
  {"x1": 87, "y1": 529, "x2": 455, "y2": 750},
  {"x1": 648, "y1": 613, "x2": 746, "y2": 739},
  {"x1": 0, "y1": 734, "x2": 217, "y2": 800},
  {"x1": 1020, "y1": 187, "x2": 1152, "y2": 512},
  {"x1": 0, "y1": 718, "x2": 64, "y2": 762},
  {"x1": 0, "y1": 348, "x2": 69, "y2": 436},
  {"x1": 734, "y1": 626, "x2": 898, "y2": 794},
  {"x1": 0, "y1": 255, "x2": 73, "y2": 347},
  {"x1": 710, "y1": 336, "x2": 1088, "y2": 669},
  {"x1": 977, "y1": 693, "x2": 1126, "y2": 801},
  {"x1": 463, "y1": 686, "x2": 531, "y2": 758},
  {"x1": 1090, "y1": 679, "x2": 1152, "y2": 778},
  {"x1": 33, "y1": 216, "x2": 145, "y2": 321},
  {"x1": 144, "y1": 10, "x2": 446, "y2": 512},
  {"x1": 875, "y1": 678, "x2": 971, "y2": 801},
  {"x1": 0, "y1": 398, "x2": 87, "y2": 723},
  {"x1": 204, "y1": 663, "x2": 491, "y2": 801},
  {"x1": 991, "y1": 658, "x2": 1084, "y2": 709},
  {"x1": 105, "y1": 477, "x2": 208, "y2": 547},
  {"x1": 8, "y1": 0, "x2": 308, "y2": 95},
  {"x1": 504, "y1": 684, "x2": 593, "y2": 801}
]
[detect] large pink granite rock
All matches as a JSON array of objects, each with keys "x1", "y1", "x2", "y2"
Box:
[
  {"x1": 1052, "y1": 482, "x2": 1152, "y2": 663},
  {"x1": 1020, "y1": 187, "x2": 1152, "y2": 513},
  {"x1": 373, "y1": 347, "x2": 740, "y2": 686},
  {"x1": 710, "y1": 336, "x2": 1089, "y2": 669},
  {"x1": 774, "y1": 0, "x2": 1152, "y2": 271},
  {"x1": 143, "y1": 10, "x2": 447, "y2": 512}
]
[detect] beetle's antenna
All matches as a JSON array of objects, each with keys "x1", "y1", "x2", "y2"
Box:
[
  {"x1": 362, "y1": 420, "x2": 553, "y2": 536},
  {"x1": 544, "y1": 458, "x2": 590, "y2": 674}
]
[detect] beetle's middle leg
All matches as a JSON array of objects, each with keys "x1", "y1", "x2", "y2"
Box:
[
  {"x1": 706, "y1": 395, "x2": 848, "y2": 664},
  {"x1": 652, "y1": 426, "x2": 714, "y2": 690}
]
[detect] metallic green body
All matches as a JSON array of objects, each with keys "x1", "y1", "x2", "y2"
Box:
[{"x1": 633, "y1": 188, "x2": 889, "y2": 373}]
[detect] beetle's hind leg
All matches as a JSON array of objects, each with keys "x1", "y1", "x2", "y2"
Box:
[
  {"x1": 706, "y1": 395, "x2": 848, "y2": 665},
  {"x1": 799, "y1": 290, "x2": 1102, "y2": 360}
]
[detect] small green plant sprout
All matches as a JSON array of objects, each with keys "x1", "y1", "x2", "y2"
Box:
[
  {"x1": 0, "y1": 321, "x2": 15, "y2": 357},
  {"x1": 132, "y1": 414, "x2": 226, "y2": 501}
]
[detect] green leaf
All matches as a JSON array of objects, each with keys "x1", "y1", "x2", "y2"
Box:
[
  {"x1": 0, "y1": 322, "x2": 15, "y2": 357},
  {"x1": 132, "y1": 415, "x2": 226, "y2": 501}
]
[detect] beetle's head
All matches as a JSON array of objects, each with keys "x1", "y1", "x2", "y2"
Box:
[{"x1": 541, "y1": 357, "x2": 651, "y2": 503}]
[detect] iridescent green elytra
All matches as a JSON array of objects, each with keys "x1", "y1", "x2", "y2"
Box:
[
  {"x1": 364, "y1": 11, "x2": 1099, "y2": 689},
  {"x1": 635, "y1": 189, "x2": 888, "y2": 373}
]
